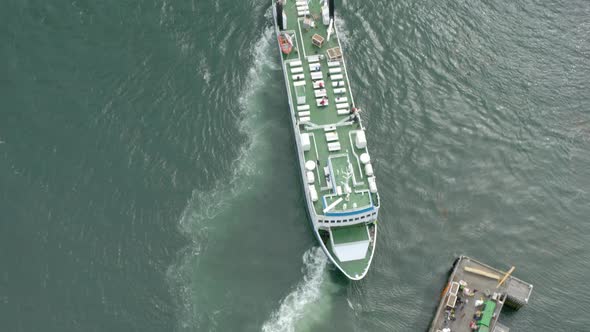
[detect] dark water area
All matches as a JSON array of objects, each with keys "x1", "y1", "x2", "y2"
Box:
[{"x1": 1, "y1": 0, "x2": 589, "y2": 331}]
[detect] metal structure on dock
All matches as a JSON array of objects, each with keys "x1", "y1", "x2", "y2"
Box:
[{"x1": 429, "y1": 256, "x2": 533, "y2": 332}]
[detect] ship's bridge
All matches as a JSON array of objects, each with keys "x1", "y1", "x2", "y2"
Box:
[{"x1": 322, "y1": 154, "x2": 374, "y2": 215}]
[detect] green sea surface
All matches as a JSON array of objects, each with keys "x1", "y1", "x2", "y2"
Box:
[{"x1": 1, "y1": 0, "x2": 589, "y2": 331}]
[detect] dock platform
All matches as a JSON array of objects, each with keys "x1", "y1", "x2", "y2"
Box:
[{"x1": 429, "y1": 256, "x2": 533, "y2": 332}]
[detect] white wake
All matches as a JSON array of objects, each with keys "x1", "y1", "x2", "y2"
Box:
[
  {"x1": 167, "y1": 23, "x2": 280, "y2": 331},
  {"x1": 261, "y1": 247, "x2": 329, "y2": 332}
]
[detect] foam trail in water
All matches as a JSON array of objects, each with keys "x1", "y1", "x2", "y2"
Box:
[
  {"x1": 334, "y1": 16, "x2": 351, "y2": 48},
  {"x1": 168, "y1": 25, "x2": 280, "y2": 330},
  {"x1": 261, "y1": 247, "x2": 329, "y2": 332},
  {"x1": 178, "y1": 24, "x2": 276, "y2": 234}
]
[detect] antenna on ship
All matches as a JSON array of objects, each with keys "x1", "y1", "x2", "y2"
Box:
[{"x1": 341, "y1": 165, "x2": 353, "y2": 201}]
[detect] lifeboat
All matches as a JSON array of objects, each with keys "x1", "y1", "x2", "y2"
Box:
[{"x1": 278, "y1": 34, "x2": 293, "y2": 55}]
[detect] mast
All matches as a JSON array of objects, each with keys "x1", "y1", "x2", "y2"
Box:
[
  {"x1": 276, "y1": 0, "x2": 284, "y2": 30},
  {"x1": 328, "y1": 0, "x2": 335, "y2": 18},
  {"x1": 326, "y1": 0, "x2": 335, "y2": 41}
]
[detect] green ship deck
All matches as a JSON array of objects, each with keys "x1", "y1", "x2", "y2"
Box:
[
  {"x1": 273, "y1": 0, "x2": 380, "y2": 280},
  {"x1": 332, "y1": 224, "x2": 369, "y2": 243},
  {"x1": 277, "y1": 0, "x2": 380, "y2": 219}
]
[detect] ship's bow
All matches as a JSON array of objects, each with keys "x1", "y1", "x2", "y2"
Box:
[{"x1": 322, "y1": 223, "x2": 377, "y2": 280}]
